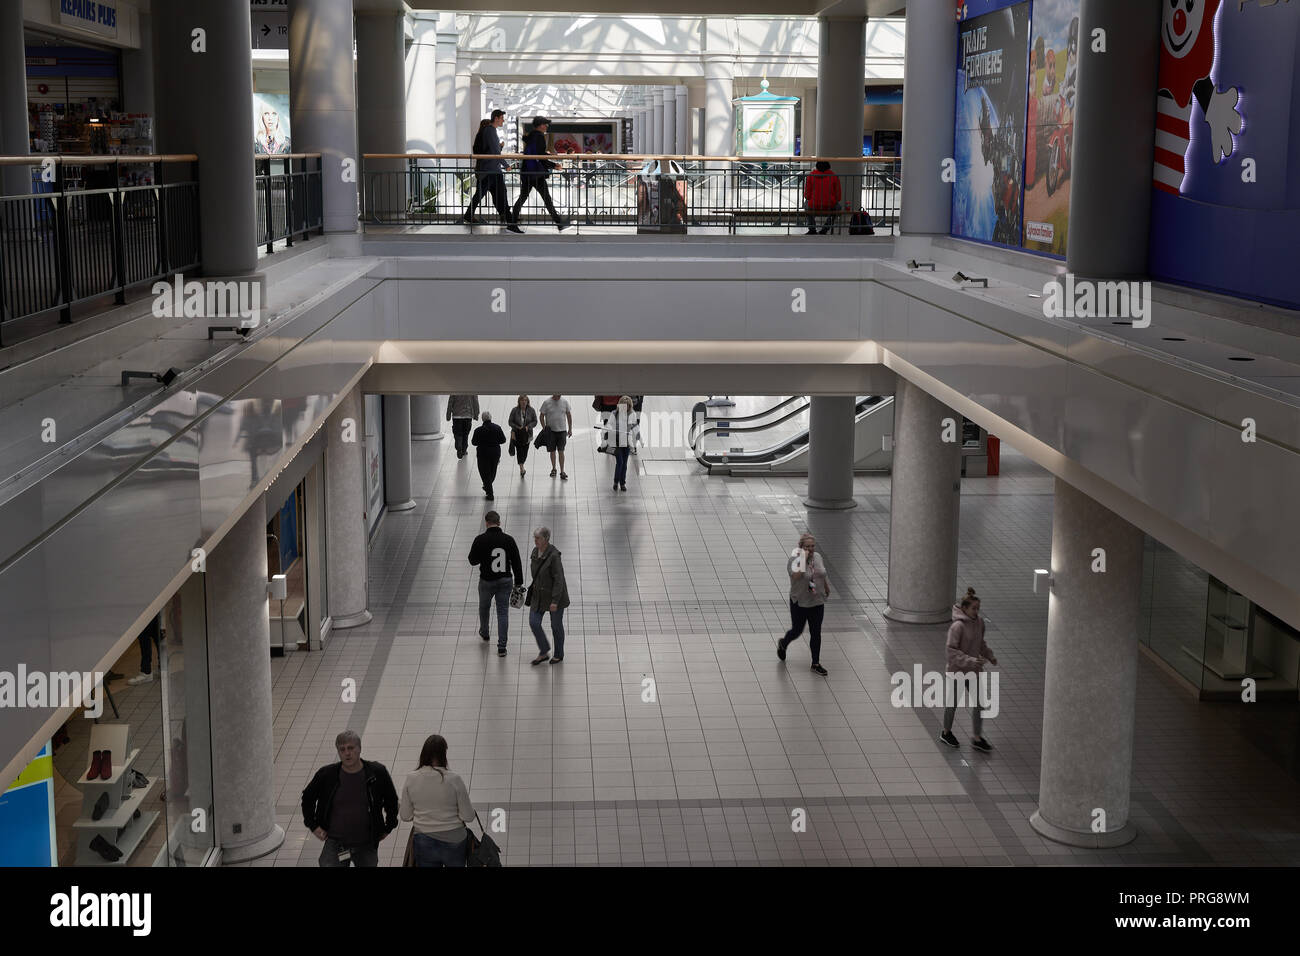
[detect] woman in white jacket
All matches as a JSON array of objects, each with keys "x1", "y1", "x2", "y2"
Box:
[{"x1": 399, "y1": 735, "x2": 476, "y2": 867}]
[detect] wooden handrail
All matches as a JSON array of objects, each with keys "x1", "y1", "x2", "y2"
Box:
[
  {"x1": 251, "y1": 152, "x2": 323, "y2": 160},
  {"x1": 367, "y1": 152, "x2": 897, "y2": 164},
  {"x1": 0, "y1": 153, "x2": 199, "y2": 166}
]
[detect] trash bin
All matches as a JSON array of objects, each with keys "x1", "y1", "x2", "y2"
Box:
[{"x1": 636, "y1": 159, "x2": 688, "y2": 234}]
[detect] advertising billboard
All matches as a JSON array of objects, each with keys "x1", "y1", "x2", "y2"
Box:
[
  {"x1": 1148, "y1": 0, "x2": 1300, "y2": 310},
  {"x1": 253, "y1": 92, "x2": 291, "y2": 156},
  {"x1": 1022, "y1": 0, "x2": 1079, "y2": 255},
  {"x1": 951, "y1": 1, "x2": 1031, "y2": 247}
]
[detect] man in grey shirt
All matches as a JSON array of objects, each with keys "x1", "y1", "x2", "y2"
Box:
[
  {"x1": 538, "y1": 393, "x2": 573, "y2": 480},
  {"x1": 446, "y1": 395, "x2": 480, "y2": 459},
  {"x1": 777, "y1": 533, "x2": 831, "y2": 676}
]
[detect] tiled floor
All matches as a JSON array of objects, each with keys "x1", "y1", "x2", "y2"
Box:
[{"x1": 251, "y1": 396, "x2": 1300, "y2": 866}]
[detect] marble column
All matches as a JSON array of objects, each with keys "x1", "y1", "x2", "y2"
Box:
[
  {"x1": 206, "y1": 499, "x2": 285, "y2": 862},
  {"x1": 884, "y1": 378, "x2": 962, "y2": 624},
  {"x1": 411, "y1": 395, "x2": 444, "y2": 441},
  {"x1": 804, "y1": 396, "x2": 858, "y2": 510},
  {"x1": 1030, "y1": 478, "x2": 1144, "y2": 847},
  {"x1": 325, "y1": 387, "x2": 372, "y2": 629},
  {"x1": 382, "y1": 395, "x2": 415, "y2": 512},
  {"x1": 899, "y1": 0, "x2": 957, "y2": 236}
]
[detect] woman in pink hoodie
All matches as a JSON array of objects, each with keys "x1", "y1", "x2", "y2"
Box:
[{"x1": 940, "y1": 588, "x2": 997, "y2": 752}]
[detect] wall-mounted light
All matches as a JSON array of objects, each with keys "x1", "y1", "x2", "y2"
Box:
[
  {"x1": 120, "y1": 367, "x2": 180, "y2": 388},
  {"x1": 952, "y1": 271, "x2": 989, "y2": 288},
  {"x1": 881, "y1": 434, "x2": 893, "y2": 452},
  {"x1": 267, "y1": 574, "x2": 287, "y2": 601},
  {"x1": 907, "y1": 260, "x2": 936, "y2": 272},
  {"x1": 1033, "y1": 568, "x2": 1054, "y2": 594}
]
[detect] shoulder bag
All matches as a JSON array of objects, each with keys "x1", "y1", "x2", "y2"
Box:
[{"x1": 465, "y1": 812, "x2": 502, "y2": 867}]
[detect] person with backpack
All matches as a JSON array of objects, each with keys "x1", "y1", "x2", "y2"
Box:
[
  {"x1": 399, "y1": 734, "x2": 476, "y2": 867},
  {"x1": 527, "y1": 526, "x2": 570, "y2": 665},
  {"x1": 593, "y1": 394, "x2": 620, "y2": 452},
  {"x1": 511, "y1": 116, "x2": 570, "y2": 232},
  {"x1": 776, "y1": 533, "x2": 830, "y2": 676},
  {"x1": 803, "y1": 160, "x2": 842, "y2": 235},
  {"x1": 940, "y1": 587, "x2": 997, "y2": 752}
]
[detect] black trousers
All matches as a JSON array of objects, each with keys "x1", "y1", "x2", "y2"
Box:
[
  {"x1": 511, "y1": 429, "x2": 530, "y2": 465},
  {"x1": 513, "y1": 174, "x2": 561, "y2": 222},
  {"x1": 782, "y1": 601, "x2": 824, "y2": 665},
  {"x1": 467, "y1": 172, "x2": 511, "y2": 221},
  {"x1": 452, "y1": 418, "x2": 471, "y2": 456},
  {"x1": 478, "y1": 455, "x2": 500, "y2": 497}
]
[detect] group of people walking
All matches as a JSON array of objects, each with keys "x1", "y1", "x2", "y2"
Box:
[
  {"x1": 302, "y1": 541, "x2": 997, "y2": 868},
  {"x1": 461, "y1": 112, "x2": 571, "y2": 232},
  {"x1": 447, "y1": 394, "x2": 640, "y2": 498}
]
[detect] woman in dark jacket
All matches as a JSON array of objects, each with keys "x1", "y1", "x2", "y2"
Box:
[
  {"x1": 508, "y1": 395, "x2": 538, "y2": 478},
  {"x1": 527, "y1": 526, "x2": 570, "y2": 665},
  {"x1": 510, "y1": 116, "x2": 570, "y2": 231}
]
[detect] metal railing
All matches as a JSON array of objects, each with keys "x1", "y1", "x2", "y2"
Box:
[
  {"x1": 0, "y1": 154, "x2": 200, "y2": 342},
  {"x1": 255, "y1": 154, "x2": 324, "y2": 253},
  {"x1": 361, "y1": 153, "x2": 901, "y2": 235}
]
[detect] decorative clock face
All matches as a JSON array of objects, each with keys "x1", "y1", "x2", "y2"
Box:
[{"x1": 747, "y1": 109, "x2": 788, "y2": 152}]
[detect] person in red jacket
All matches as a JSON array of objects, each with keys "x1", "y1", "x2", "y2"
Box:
[{"x1": 803, "y1": 161, "x2": 842, "y2": 235}]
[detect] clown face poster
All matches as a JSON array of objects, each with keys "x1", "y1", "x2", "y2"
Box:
[
  {"x1": 1149, "y1": 0, "x2": 1300, "y2": 309},
  {"x1": 951, "y1": 1, "x2": 1031, "y2": 248}
]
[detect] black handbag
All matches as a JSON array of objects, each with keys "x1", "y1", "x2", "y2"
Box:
[{"x1": 465, "y1": 813, "x2": 502, "y2": 867}]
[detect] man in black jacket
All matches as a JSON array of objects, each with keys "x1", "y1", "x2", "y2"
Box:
[
  {"x1": 462, "y1": 110, "x2": 521, "y2": 233},
  {"x1": 301, "y1": 730, "x2": 399, "y2": 867},
  {"x1": 472, "y1": 410, "x2": 507, "y2": 501},
  {"x1": 468, "y1": 510, "x2": 524, "y2": 656}
]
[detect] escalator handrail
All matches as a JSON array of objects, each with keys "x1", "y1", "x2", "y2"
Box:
[
  {"x1": 693, "y1": 396, "x2": 883, "y2": 470},
  {"x1": 686, "y1": 395, "x2": 808, "y2": 443}
]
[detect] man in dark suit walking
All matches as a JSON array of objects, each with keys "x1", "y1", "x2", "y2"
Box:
[{"x1": 472, "y1": 411, "x2": 507, "y2": 500}]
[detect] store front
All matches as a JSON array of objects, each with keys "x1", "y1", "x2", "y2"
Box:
[
  {"x1": 0, "y1": 574, "x2": 218, "y2": 867},
  {"x1": 265, "y1": 447, "x2": 329, "y2": 654}
]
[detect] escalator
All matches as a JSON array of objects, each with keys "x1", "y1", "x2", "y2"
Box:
[{"x1": 690, "y1": 395, "x2": 894, "y2": 476}]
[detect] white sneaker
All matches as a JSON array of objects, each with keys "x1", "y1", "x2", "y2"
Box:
[{"x1": 126, "y1": 672, "x2": 155, "y2": 686}]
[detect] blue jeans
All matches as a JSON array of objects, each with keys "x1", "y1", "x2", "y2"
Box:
[
  {"x1": 478, "y1": 577, "x2": 513, "y2": 648},
  {"x1": 412, "y1": 832, "x2": 467, "y2": 867},
  {"x1": 530, "y1": 606, "x2": 565, "y2": 658},
  {"x1": 613, "y1": 446, "x2": 630, "y2": 486}
]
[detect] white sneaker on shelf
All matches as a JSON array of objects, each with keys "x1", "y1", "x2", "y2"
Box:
[{"x1": 126, "y1": 672, "x2": 155, "y2": 686}]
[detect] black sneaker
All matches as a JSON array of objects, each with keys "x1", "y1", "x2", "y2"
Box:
[
  {"x1": 498, "y1": 648, "x2": 507, "y2": 657},
  {"x1": 531, "y1": 653, "x2": 550, "y2": 666},
  {"x1": 560, "y1": 472, "x2": 568, "y2": 481},
  {"x1": 506, "y1": 223, "x2": 524, "y2": 234},
  {"x1": 939, "y1": 730, "x2": 959, "y2": 749},
  {"x1": 805, "y1": 228, "x2": 817, "y2": 235},
  {"x1": 776, "y1": 638, "x2": 787, "y2": 661},
  {"x1": 556, "y1": 219, "x2": 571, "y2": 231},
  {"x1": 550, "y1": 468, "x2": 557, "y2": 477},
  {"x1": 549, "y1": 656, "x2": 563, "y2": 664},
  {"x1": 479, "y1": 631, "x2": 490, "y2": 642},
  {"x1": 971, "y1": 737, "x2": 993, "y2": 753},
  {"x1": 811, "y1": 663, "x2": 828, "y2": 676},
  {"x1": 619, "y1": 483, "x2": 627, "y2": 491}
]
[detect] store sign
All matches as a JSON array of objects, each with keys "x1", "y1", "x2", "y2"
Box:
[{"x1": 53, "y1": 0, "x2": 118, "y2": 39}]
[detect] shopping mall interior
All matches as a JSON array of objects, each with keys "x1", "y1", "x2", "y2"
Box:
[{"x1": 0, "y1": 0, "x2": 1297, "y2": 887}]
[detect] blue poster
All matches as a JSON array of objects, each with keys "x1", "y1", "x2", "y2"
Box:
[
  {"x1": 951, "y1": 2, "x2": 1032, "y2": 247},
  {"x1": 0, "y1": 743, "x2": 58, "y2": 867}
]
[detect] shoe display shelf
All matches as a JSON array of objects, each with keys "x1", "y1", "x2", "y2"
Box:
[{"x1": 72, "y1": 725, "x2": 160, "y2": 865}]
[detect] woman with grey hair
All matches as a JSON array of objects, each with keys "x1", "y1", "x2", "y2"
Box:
[
  {"x1": 527, "y1": 526, "x2": 570, "y2": 665},
  {"x1": 777, "y1": 532, "x2": 830, "y2": 676}
]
